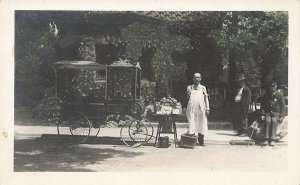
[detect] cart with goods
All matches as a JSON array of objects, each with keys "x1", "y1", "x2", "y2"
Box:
[
  {"x1": 51, "y1": 59, "x2": 154, "y2": 147},
  {"x1": 152, "y1": 96, "x2": 182, "y2": 148}
]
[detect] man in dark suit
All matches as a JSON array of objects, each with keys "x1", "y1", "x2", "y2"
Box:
[
  {"x1": 261, "y1": 82, "x2": 286, "y2": 146},
  {"x1": 232, "y1": 74, "x2": 252, "y2": 136}
]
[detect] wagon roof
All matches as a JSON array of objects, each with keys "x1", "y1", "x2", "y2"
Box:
[
  {"x1": 53, "y1": 61, "x2": 107, "y2": 70},
  {"x1": 108, "y1": 59, "x2": 141, "y2": 69}
]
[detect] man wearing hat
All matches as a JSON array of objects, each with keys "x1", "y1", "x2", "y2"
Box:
[
  {"x1": 232, "y1": 74, "x2": 252, "y2": 136},
  {"x1": 260, "y1": 81, "x2": 286, "y2": 146}
]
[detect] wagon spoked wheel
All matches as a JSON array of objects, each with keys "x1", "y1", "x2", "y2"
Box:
[
  {"x1": 57, "y1": 120, "x2": 72, "y2": 135},
  {"x1": 89, "y1": 122, "x2": 101, "y2": 137},
  {"x1": 128, "y1": 120, "x2": 149, "y2": 145},
  {"x1": 68, "y1": 112, "x2": 91, "y2": 144},
  {"x1": 120, "y1": 120, "x2": 133, "y2": 147},
  {"x1": 141, "y1": 118, "x2": 154, "y2": 142},
  {"x1": 120, "y1": 119, "x2": 148, "y2": 147}
]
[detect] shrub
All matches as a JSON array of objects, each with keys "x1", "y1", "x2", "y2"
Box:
[
  {"x1": 35, "y1": 88, "x2": 62, "y2": 123},
  {"x1": 141, "y1": 81, "x2": 156, "y2": 105}
]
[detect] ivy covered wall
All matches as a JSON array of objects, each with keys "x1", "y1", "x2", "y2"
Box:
[{"x1": 76, "y1": 23, "x2": 193, "y2": 102}]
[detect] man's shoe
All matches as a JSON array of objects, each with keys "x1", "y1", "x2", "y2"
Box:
[
  {"x1": 262, "y1": 141, "x2": 268, "y2": 146},
  {"x1": 238, "y1": 133, "x2": 247, "y2": 137},
  {"x1": 236, "y1": 132, "x2": 242, "y2": 136},
  {"x1": 269, "y1": 140, "x2": 275, "y2": 146},
  {"x1": 199, "y1": 143, "x2": 205, "y2": 147}
]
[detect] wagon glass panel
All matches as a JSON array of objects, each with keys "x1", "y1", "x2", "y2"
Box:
[{"x1": 107, "y1": 67, "x2": 135, "y2": 101}]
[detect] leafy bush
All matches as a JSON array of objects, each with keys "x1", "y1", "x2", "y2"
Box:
[
  {"x1": 79, "y1": 35, "x2": 96, "y2": 61},
  {"x1": 141, "y1": 81, "x2": 156, "y2": 105},
  {"x1": 15, "y1": 12, "x2": 58, "y2": 106},
  {"x1": 36, "y1": 95, "x2": 62, "y2": 124}
]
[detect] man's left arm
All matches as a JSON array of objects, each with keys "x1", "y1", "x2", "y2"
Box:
[
  {"x1": 244, "y1": 87, "x2": 252, "y2": 114},
  {"x1": 278, "y1": 91, "x2": 286, "y2": 118},
  {"x1": 203, "y1": 86, "x2": 210, "y2": 115}
]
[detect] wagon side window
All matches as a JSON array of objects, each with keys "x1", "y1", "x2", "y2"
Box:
[{"x1": 95, "y1": 70, "x2": 106, "y2": 83}]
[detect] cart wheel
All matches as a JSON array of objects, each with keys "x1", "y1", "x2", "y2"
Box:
[
  {"x1": 68, "y1": 113, "x2": 91, "y2": 144},
  {"x1": 57, "y1": 114, "x2": 91, "y2": 144},
  {"x1": 120, "y1": 120, "x2": 134, "y2": 147},
  {"x1": 129, "y1": 120, "x2": 149, "y2": 145},
  {"x1": 57, "y1": 120, "x2": 72, "y2": 135},
  {"x1": 120, "y1": 119, "x2": 148, "y2": 147},
  {"x1": 141, "y1": 118, "x2": 154, "y2": 142},
  {"x1": 90, "y1": 122, "x2": 101, "y2": 137}
]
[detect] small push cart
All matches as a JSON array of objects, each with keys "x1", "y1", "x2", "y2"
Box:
[
  {"x1": 151, "y1": 97, "x2": 182, "y2": 148},
  {"x1": 153, "y1": 114, "x2": 178, "y2": 148}
]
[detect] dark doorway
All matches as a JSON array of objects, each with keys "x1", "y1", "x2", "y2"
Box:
[
  {"x1": 96, "y1": 44, "x2": 119, "y2": 65},
  {"x1": 140, "y1": 47, "x2": 155, "y2": 81}
]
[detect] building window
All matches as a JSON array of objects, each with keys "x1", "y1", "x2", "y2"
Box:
[{"x1": 95, "y1": 70, "x2": 106, "y2": 83}]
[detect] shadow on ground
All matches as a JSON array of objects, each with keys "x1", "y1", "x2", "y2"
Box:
[
  {"x1": 14, "y1": 138, "x2": 144, "y2": 172},
  {"x1": 216, "y1": 132, "x2": 237, "y2": 136}
]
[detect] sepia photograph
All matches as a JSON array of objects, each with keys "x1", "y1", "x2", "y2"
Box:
[
  {"x1": 1, "y1": 1, "x2": 300, "y2": 185},
  {"x1": 14, "y1": 10, "x2": 289, "y2": 172}
]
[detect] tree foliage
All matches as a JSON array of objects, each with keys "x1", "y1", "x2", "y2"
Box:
[
  {"x1": 15, "y1": 11, "x2": 288, "y2": 110},
  {"x1": 209, "y1": 11, "x2": 288, "y2": 89},
  {"x1": 210, "y1": 12, "x2": 287, "y2": 53},
  {"x1": 15, "y1": 12, "x2": 58, "y2": 106},
  {"x1": 79, "y1": 35, "x2": 96, "y2": 61}
]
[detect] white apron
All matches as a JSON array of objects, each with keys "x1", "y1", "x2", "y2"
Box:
[{"x1": 186, "y1": 85, "x2": 208, "y2": 135}]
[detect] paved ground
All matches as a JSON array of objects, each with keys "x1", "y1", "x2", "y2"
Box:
[{"x1": 14, "y1": 124, "x2": 288, "y2": 172}]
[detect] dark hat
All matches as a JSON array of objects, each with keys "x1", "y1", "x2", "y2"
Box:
[
  {"x1": 266, "y1": 81, "x2": 277, "y2": 87},
  {"x1": 270, "y1": 81, "x2": 277, "y2": 86},
  {"x1": 236, "y1": 74, "x2": 245, "y2": 81}
]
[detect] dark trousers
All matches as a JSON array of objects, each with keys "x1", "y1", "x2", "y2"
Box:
[
  {"x1": 264, "y1": 115, "x2": 278, "y2": 140},
  {"x1": 232, "y1": 103, "x2": 248, "y2": 133},
  {"x1": 198, "y1": 133, "x2": 204, "y2": 144}
]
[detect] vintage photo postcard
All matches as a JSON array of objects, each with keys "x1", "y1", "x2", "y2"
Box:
[{"x1": 1, "y1": 0, "x2": 300, "y2": 185}]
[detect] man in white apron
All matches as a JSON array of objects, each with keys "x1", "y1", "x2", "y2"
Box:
[{"x1": 186, "y1": 73, "x2": 210, "y2": 146}]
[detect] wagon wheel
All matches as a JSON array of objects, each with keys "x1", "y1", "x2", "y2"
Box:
[
  {"x1": 120, "y1": 120, "x2": 133, "y2": 147},
  {"x1": 89, "y1": 121, "x2": 101, "y2": 137},
  {"x1": 140, "y1": 118, "x2": 154, "y2": 142},
  {"x1": 128, "y1": 120, "x2": 149, "y2": 145},
  {"x1": 57, "y1": 120, "x2": 72, "y2": 135},
  {"x1": 69, "y1": 113, "x2": 91, "y2": 143},
  {"x1": 57, "y1": 112, "x2": 91, "y2": 144},
  {"x1": 120, "y1": 119, "x2": 148, "y2": 147}
]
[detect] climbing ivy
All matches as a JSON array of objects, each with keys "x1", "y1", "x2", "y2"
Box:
[
  {"x1": 79, "y1": 35, "x2": 96, "y2": 61},
  {"x1": 121, "y1": 22, "x2": 191, "y2": 80},
  {"x1": 141, "y1": 82, "x2": 156, "y2": 105}
]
